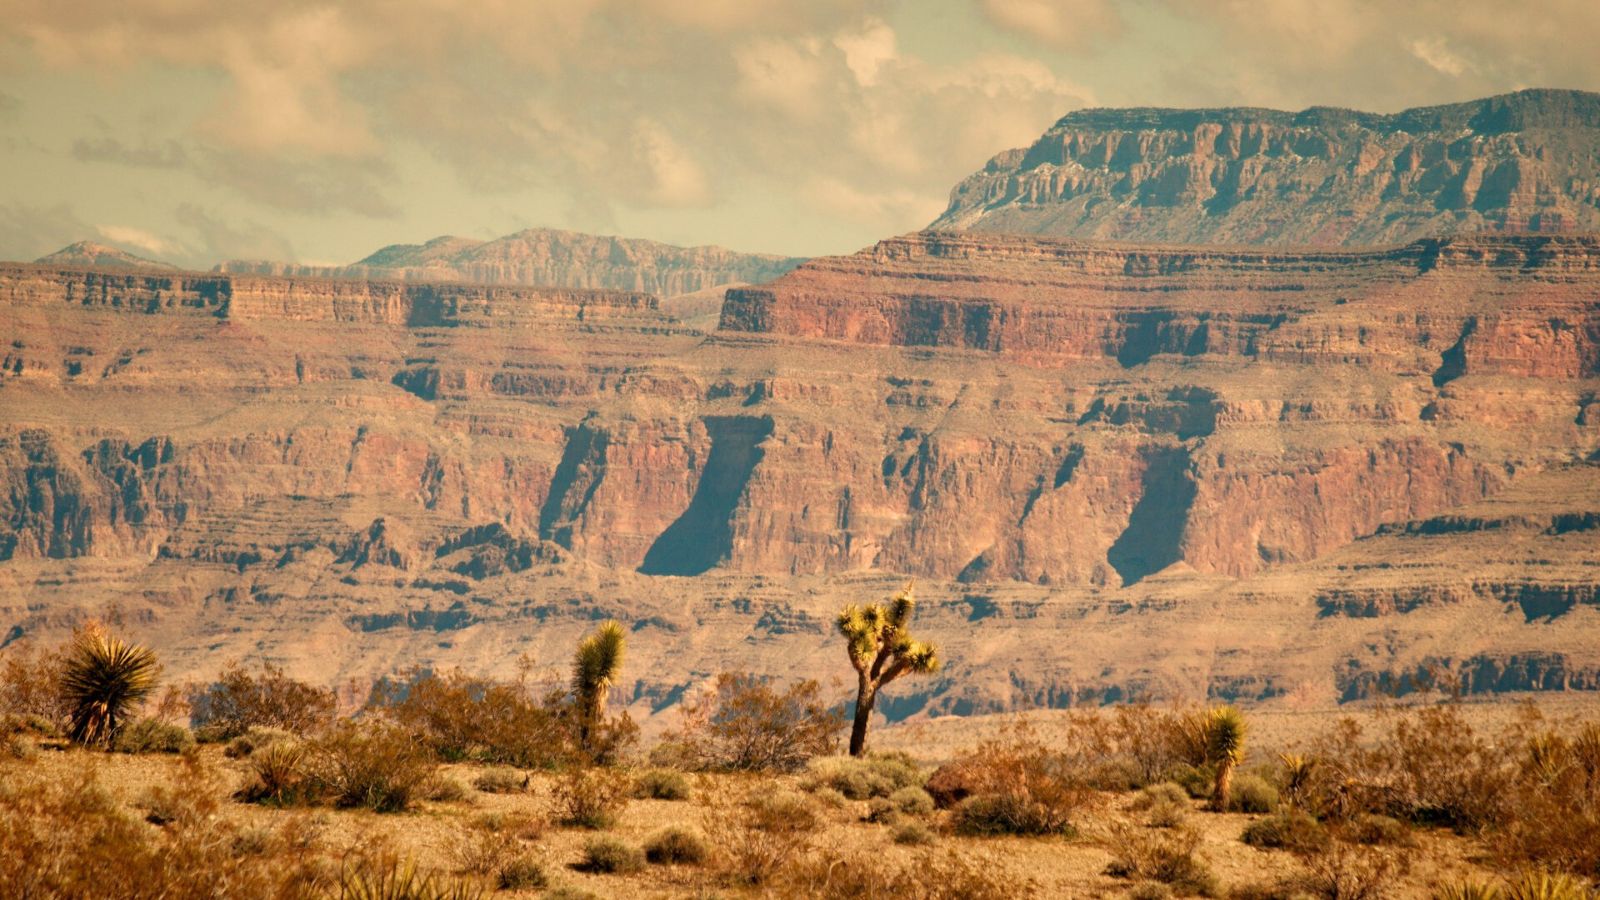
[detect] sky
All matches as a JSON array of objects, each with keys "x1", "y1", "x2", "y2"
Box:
[{"x1": 2, "y1": 0, "x2": 1598, "y2": 268}]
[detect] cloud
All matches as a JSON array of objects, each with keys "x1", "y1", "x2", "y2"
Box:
[
  {"x1": 0, "y1": 0, "x2": 1084, "y2": 240},
  {"x1": 977, "y1": 0, "x2": 1124, "y2": 50},
  {"x1": 94, "y1": 224, "x2": 178, "y2": 257},
  {"x1": 173, "y1": 203, "x2": 296, "y2": 263},
  {"x1": 1409, "y1": 37, "x2": 1468, "y2": 78},
  {"x1": 0, "y1": 92, "x2": 19, "y2": 121},
  {"x1": 72, "y1": 136, "x2": 189, "y2": 168},
  {"x1": 0, "y1": 202, "x2": 93, "y2": 261}
]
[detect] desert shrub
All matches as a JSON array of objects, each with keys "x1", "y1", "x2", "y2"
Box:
[
  {"x1": 374, "y1": 668, "x2": 571, "y2": 768},
  {"x1": 541, "y1": 889, "x2": 601, "y2": 900},
  {"x1": 633, "y1": 768, "x2": 691, "y2": 800},
  {"x1": 0, "y1": 641, "x2": 69, "y2": 729},
  {"x1": 1241, "y1": 808, "x2": 1330, "y2": 854},
  {"x1": 1230, "y1": 774, "x2": 1279, "y2": 814},
  {"x1": 312, "y1": 719, "x2": 436, "y2": 813},
  {"x1": 947, "y1": 726, "x2": 1087, "y2": 836},
  {"x1": 1502, "y1": 871, "x2": 1592, "y2": 900},
  {"x1": 5, "y1": 732, "x2": 38, "y2": 760},
  {"x1": 223, "y1": 727, "x2": 294, "y2": 759},
  {"x1": 472, "y1": 766, "x2": 527, "y2": 794},
  {"x1": 552, "y1": 766, "x2": 630, "y2": 829},
  {"x1": 667, "y1": 672, "x2": 844, "y2": 772},
  {"x1": 1495, "y1": 724, "x2": 1600, "y2": 878},
  {"x1": 1345, "y1": 814, "x2": 1412, "y2": 847},
  {"x1": 580, "y1": 836, "x2": 645, "y2": 874},
  {"x1": 1297, "y1": 841, "x2": 1407, "y2": 900},
  {"x1": 188, "y1": 661, "x2": 335, "y2": 741},
  {"x1": 893, "y1": 820, "x2": 937, "y2": 846},
  {"x1": 779, "y1": 846, "x2": 1030, "y2": 899},
  {"x1": 449, "y1": 828, "x2": 522, "y2": 877},
  {"x1": 812, "y1": 786, "x2": 848, "y2": 808},
  {"x1": 336, "y1": 853, "x2": 487, "y2": 900},
  {"x1": 59, "y1": 625, "x2": 160, "y2": 747},
  {"x1": 1104, "y1": 822, "x2": 1219, "y2": 896},
  {"x1": 868, "y1": 785, "x2": 936, "y2": 822},
  {"x1": 710, "y1": 789, "x2": 822, "y2": 887},
  {"x1": 1433, "y1": 881, "x2": 1502, "y2": 900},
  {"x1": 0, "y1": 755, "x2": 332, "y2": 898},
  {"x1": 471, "y1": 811, "x2": 547, "y2": 841},
  {"x1": 644, "y1": 826, "x2": 710, "y2": 865},
  {"x1": 1168, "y1": 763, "x2": 1216, "y2": 800},
  {"x1": 237, "y1": 739, "x2": 314, "y2": 806},
  {"x1": 804, "y1": 751, "x2": 924, "y2": 799},
  {"x1": 112, "y1": 718, "x2": 195, "y2": 754},
  {"x1": 1134, "y1": 783, "x2": 1193, "y2": 828},
  {"x1": 423, "y1": 774, "x2": 472, "y2": 803},
  {"x1": 495, "y1": 853, "x2": 548, "y2": 891}
]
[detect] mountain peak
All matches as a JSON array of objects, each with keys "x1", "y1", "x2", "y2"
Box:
[{"x1": 33, "y1": 240, "x2": 176, "y2": 270}]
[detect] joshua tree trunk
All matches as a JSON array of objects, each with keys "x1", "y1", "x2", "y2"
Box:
[
  {"x1": 848, "y1": 677, "x2": 877, "y2": 757},
  {"x1": 1211, "y1": 758, "x2": 1235, "y2": 811}
]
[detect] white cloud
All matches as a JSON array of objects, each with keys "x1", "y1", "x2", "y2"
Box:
[
  {"x1": 95, "y1": 224, "x2": 178, "y2": 257},
  {"x1": 1409, "y1": 37, "x2": 1469, "y2": 78}
]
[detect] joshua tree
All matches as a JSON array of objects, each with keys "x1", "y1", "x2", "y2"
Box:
[
  {"x1": 836, "y1": 582, "x2": 940, "y2": 757},
  {"x1": 572, "y1": 620, "x2": 626, "y2": 758},
  {"x1": 58, "y1": 625, "x2": 160, "y2": 747},
  {"x1": 1203, "y1": 705, "x2": 1248, "y2": 811}
]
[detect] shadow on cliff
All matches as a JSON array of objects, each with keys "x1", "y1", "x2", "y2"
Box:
[
  {"x1": 638, "y1": 415, "x2": 773, "y2": 576},
  {"x1": 1105, "y1": 446, "x2": 1197, "y2": 586}
]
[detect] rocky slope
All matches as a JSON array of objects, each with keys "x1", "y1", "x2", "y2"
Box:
[
  {"x1": 34, "y1": 241, "x2": 176, "y2": 270},
  {"x1": 1, "y1": 230, "x2": 1597, "y2": 723},
  {"x1": 933, "y1": 89, "x2": 1600, "y2": 246},
  {"x1": 218, "y1": 228, "x2": 803, "y2": 298}
]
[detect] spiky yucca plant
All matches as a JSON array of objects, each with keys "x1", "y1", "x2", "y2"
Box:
[
  {"x1": 836, "y1": 581, "x2": 940, "y2": 757},
  {"x1": 1278, "y1": 752, "x2": 1318, "y2": 808},
  {"x1": 572, "y1": 620, "x2": 626, "y2": 758},
  {"x1": 58, "y1": 625, "x2": 159, "y2": 747},
  {"x1": 1202, "y1": 706, "x2": 1247, "y2": 811},
  {"x1": 1504, "y1": 871, "x2": 1591, "y2": 900},
  {"x1": 1434, "y1": 881, "x2": 1502, "y2": 900}
]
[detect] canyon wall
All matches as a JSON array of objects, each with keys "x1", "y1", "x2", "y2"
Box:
[
  {"x1": 934, "y1": 89, "x2": 1600, "y2": 247},
  {"x1": 2, "y1": 233, "x2": 1597, "y2": 721}
]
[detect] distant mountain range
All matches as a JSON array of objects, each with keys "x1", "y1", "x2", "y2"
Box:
[
  {"x1": 216, "y1": 228, "x2": 804, "y2": 298},
  {"x1": 933, "y1": 88, "x2": 1600, "y2": 246}
]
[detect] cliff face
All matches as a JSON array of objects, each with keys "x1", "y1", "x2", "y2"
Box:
[
  {"x1": 933, "y1": 89, "x2": 1600, "y2": 246},
  {"x1": 2, "y1": 232, "x2": 1597, "y2": 720},
  {"x1": 218, "y1": 228, "x2": 804, "y2": 298}
]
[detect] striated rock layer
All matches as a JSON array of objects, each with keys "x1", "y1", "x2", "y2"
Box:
[
  {"x1": 1, "y1": 232, "x2": 1597, "y2": 724},
  {"x1": 934, "y1": 89, "x2": 1600, "y2": 247},
  {"x1": 218, "y1": 228, "x2": 804, "y2": 298}
]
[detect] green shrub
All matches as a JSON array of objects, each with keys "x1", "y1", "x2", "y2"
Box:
[
  {"x1": 222, "y1": 727, "x2": 294, "y2": 759},
  {"x1": 580, "y1": 837, "x2": 644, "y2": 874},
  {"x1": 633, "y1": 768, "x2": 691, "y2": 800},
  {"x1": 803, "y1": 753, "x2": 923, "y2": 800},
  {"x1": 644, "y1": 826, "x2": 709, "y2": 865},
  {"x1": 112, "y1": 719, "x2": 194, "y2": 755},
  {"x1": 1241, "y1": 808, "x2": 1329, "y2": 854},
  {"x1": 892, "y1": 820, "x2": 937, "y2": 846},
  {"x1": 495, "y1": 854, "x2": 548, "y2": 890},
  {"x1": 1133, "y1": 782, "x2": 1192, "y2": 827},
  {"x1": 472, "y1": 767, "x2": 527, "y2": 794},
  {"x1": 1345, "y1": 813, "x2": 1412, "y2": 847},
  {"x1": 1166, "y1": 763, "x2": 1214, "y2": 800},
  {"x1": 1229, "y1": 774, "x2": 1279, "y2": 814}
]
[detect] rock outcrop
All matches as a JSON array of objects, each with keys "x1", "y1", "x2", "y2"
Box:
[
  {"x1": 218, "y1": 228, "x2": 804, "y2": 298},
  {"x1": 2, "y1": 229, "x2": 1597, "y2": 722},
  {"x1": 933, "y1": 89, "x2": 1600, "y2": 246}
]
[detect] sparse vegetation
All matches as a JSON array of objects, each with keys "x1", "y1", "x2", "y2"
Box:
[
  {"x1": 644, "y1": 825, "x2": 710, "y2": 865},
  {"x1": 947, "y1": 724, "x2": 1088, "y2": 836},
  {"x1": 552, "y1": 765, "x2": 631, "y2": 829},
  {"x1": 471, "y1": 766, "x2": 527, "y2": 794},
  {"x1": 669, "y1": 671, "x2": 844, "y2": 771},
  {"x1": 633, "y1": 768, "x2": 691, "y2": 800},
  {"x1": 188, "y1": 660, "x2": 336, "y2": 741},
  {"x1": 1104, "y1": 822, "x2": 1219, "y2": 896},
  {"x1": 835, "y1": 582, "x2": 941, "y2": 756},
  {"x1": 580, "y1": 835, "x2": 645, "y2": 874},
  {"x1": 111, "y1": 717, "x2": 195, "y2": 754}
]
